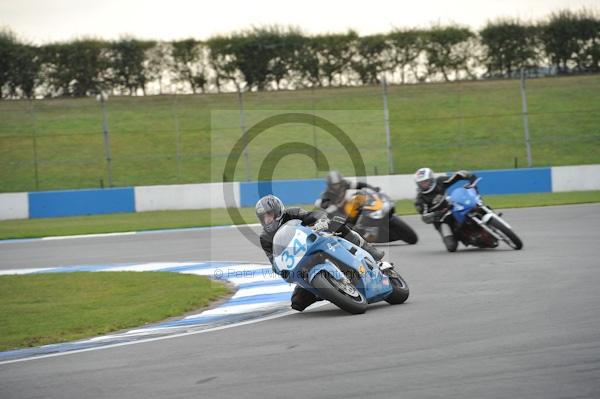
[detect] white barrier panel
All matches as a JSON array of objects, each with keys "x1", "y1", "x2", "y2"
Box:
[
  {"x1": 364, "y1": 174, "x2": 418, "y2": 200},
  {"x1": 346, "y1": 174, "x2": 417, "y2": 200},
  {"x1": 134, "y1": 182, "x2": 240, "y2": 212},
  {"x1": 551, "y1": 164, "x2": 600, "y2": 192},
  {"x1": 0, "y1": 192, "x2": 29, "y2": 220}
]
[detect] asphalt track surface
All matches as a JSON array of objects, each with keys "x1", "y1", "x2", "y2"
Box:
[{"x1": 1, "y1": 204, "x2": 599, "y2": 399}]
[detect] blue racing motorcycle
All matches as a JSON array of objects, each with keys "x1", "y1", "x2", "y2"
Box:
[
  {"x1": 441, "y1": 178, "x2": 523, "y2": 251},
  {"x1": 272, "y1": 219, "x2": 409, "y2": 314}
]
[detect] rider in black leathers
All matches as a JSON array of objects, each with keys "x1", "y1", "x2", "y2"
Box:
[
  {"x1": 414, "y1": 167, "x2": 477, "y2": 252},
  {"x1": 256, "y1": 195, "x2": 390, "y2": 311}
]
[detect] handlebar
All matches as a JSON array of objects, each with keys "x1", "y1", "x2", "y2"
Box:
[{"x1": 463, "y1": 177, "x2": 482, "y2": 189}]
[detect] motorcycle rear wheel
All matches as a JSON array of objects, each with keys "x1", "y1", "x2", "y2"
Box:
[
  {"x1": 387, "y1": 216, "x2": 418, "y2": 244},
  {"x1": 312, "y1": 272, "x2": 367, "y2": 314},
  {"x1": 488, "y1": 218, "x2": 523, "y2": 250}
]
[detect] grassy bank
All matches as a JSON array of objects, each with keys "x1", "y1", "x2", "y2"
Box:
[
  {"x1": 1, "y1": 75, "x2": 599, "y2": 192},
  {"x1": 1, "y1": 190, "x2": 598, "y2": 240},
  {"x1": 0, "y1": 272, "x2": 231, "y2": 351}
]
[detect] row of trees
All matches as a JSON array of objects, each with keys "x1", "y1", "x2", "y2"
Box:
[{"x1": 1, "y1": 9, "x2": 599, "y2": 99}]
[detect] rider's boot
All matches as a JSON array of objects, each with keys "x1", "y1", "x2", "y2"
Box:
[
  {"x1": 440, "y1": 224, "x2": 458, "y2": 252},
  {"x1": 291, "y1": 286, "x2": 321, "y2": 312},
  {"x1": 378, "y1": 261, "x2": 394, "y2": 272}
]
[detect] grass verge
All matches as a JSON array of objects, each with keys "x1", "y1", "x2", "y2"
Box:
[
  {"x1": 1, "y1": 75, "x2": 599, "y2": 192},
  {"x1": 0, "y1": 272, "x2": 231, "y2": 352},
  {"x1": 1, "y1": 190, "x2": 599, "y2": 241}
]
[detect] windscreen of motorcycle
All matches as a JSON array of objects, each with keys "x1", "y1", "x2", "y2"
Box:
[
  {"x1": 273, "y1": 220, "x2": 310, "y2": 272},
  {"x1": 448, "y1": 187, "x2": 479, "y2": 212},
  {"x1": 272, "y1": 220, "x2": 301, "y2": 256}
]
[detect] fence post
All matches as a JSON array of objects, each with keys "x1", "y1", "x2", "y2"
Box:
[
  {"x1": 172, "y1": 88, "x2": 182, "y2": 182},
  {"x1": 311, "y1": 85, "x2": 318, "y2": 177},
  {"x1": 28, "y1": 99, "x2": 40, "y2": 190},
  {"x1": 238, "y1": 87, "x2": 251, "y2": 181},
  {"x1": 381, "y1": 76, "x2": 395, "y2": 174},
  {"x1": 520, "y1": 68, "x2": 533, "y2": 167},
  {"x1": 99, "y1": 93, "x2": 114, "y2": 187}
]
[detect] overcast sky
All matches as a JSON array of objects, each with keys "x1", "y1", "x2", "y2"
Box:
[{"x1": 1, "y1": 0, "x2": 598, "y2": 44}]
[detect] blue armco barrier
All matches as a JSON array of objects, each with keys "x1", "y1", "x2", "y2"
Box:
[
  {"x1": 240, "y1": 168, "x2": 553, "y2": 208},
  {"x1": 240, "y1": 179, "x2": 325, "y2": 207},
  {"x1": 446, "y1": 167, "x2": 552, "y2": 195},
  {"x1": 28, "y1": 188, "x2": 135, "y2": 218},
  {"x1": 13, "y1": 166, "x2": 560, "y2": 221}
]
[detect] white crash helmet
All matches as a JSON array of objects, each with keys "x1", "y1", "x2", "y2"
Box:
[{"x1": 414, "y1": 167, "x2": 437, "y2": 194}]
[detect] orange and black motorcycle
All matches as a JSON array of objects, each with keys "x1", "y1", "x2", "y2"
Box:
[{"x1": 320, "y1": 187, "x2": 418, "y2": 245}]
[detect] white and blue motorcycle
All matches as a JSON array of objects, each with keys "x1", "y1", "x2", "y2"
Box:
[{"x1": 273, "y1": 220, "x2": 409, "y2": 314}]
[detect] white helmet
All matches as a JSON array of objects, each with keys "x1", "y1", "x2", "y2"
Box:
[{"x1": 414, "y1": 167, "x2": 436, "y2": 194}]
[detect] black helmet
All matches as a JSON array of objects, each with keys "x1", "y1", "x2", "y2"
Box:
[
  {"x1": 255, "y1": 195, "x2": 285, "y2": 233},
  {"x1": 325, "y1": 170, "x2": 347, "y2": 205}
]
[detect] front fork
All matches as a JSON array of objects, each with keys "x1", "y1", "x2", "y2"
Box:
[{"x1": 468, "y1": 206, "x2": 512, "y2": 240}]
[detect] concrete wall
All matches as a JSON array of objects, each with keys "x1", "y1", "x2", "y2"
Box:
[
  {"x1": 0, "y1": 193, "x2": 28, "y2": 220},
  {"x1": 551, "y1": 165, "x2": 600, "y2": 192},
  {"x1": 1, "y1": 164, "x2": 598, "y2": 220},
  {"x1": 135, "y1": 183, "x2": 240, "y2": 212}
]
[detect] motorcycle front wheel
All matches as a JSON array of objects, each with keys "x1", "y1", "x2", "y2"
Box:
[
  {"x1": 312, "y1": 271, "x2": 367, "y2": 314},
  {"x1": 488, "y1": 218, "x2": 523, "y2": 250}
]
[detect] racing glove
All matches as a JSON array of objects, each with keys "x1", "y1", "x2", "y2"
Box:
[
  {"x1": 328, "y1": 215, "x2": 347, "y2": 234},
  {"x1": 422, "y1": 212, "x2": 436, "y2": 224},
  {"x1": 422, "y1": 210, "x2": 444, "y2": 224},
  {"x1": 312, "y1": 218, "x2": 330, "y2": 232}
]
